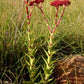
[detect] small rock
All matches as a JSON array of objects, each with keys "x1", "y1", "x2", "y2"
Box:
[{"x1": 54, "y1": 55, "x2": 84, "y2": 84}]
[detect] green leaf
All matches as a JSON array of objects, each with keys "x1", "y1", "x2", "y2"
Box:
[
  {"x1": 52, "y1": 50, "x2": 57, "y2": 55},
  {"x1": 34, "y1": 71, "x2": 41, "y2": 82},
  {"x1": 25, "y1": 59, "x2": 30, "y2": 66},
  {"x1": 39, "y1": 72, "x2": 44, "y2": 83},
  {"x1": 31, "y1": 47, "x2": 37, "y2": 55},
  {"x1": 34, "y1": 56, "x2": 41, "y2": 66},
  {"x1": 50, "y1": 65, "x2": 55, "y2": 73},
  {"x1": 47, "y1": 78, "x2": 54, "y2": 82},
  {"x1": 43, "y1": 48, "x2": 49, "y2": 57},
  {"x1": 22, "y1": 42, "x2": 28, "y2": 48},
  {"x1": 33, "y1": 65, "x2": 41, "y2": 76},
  {"x1": 42, "y1": 56, "x2": 47, "y2": 65},
  {"x1": 48, "y1": 78, "x2": 55, "y2": 84},
  {"x1": 22, "y1": 81, "x2": 32, "y2": 84},
  {"x1": 24, "y1": 52, "x2": 31, "y2": 59},
  {"x1": 42, "y1": 66, "x2": 50, "y2": 77},
  {"x1": 42, "y1": 66, "x2": 47, "y2": 74},
  {"x1": 27, "y1": 31, "x2": 30, "y2": 41},
  {"x1": 27, "y1": 66, "x2": 30, "y2": 72},
  {"x1": 50, "y1": 59, "x2": 56, "y2": 66}
]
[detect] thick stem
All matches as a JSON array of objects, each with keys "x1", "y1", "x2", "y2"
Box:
[
  {"x1": 44, "y1": 33, "x2": 53, "y2": 83},
  {"x1": 25, "y1": 2, "x2": 35, "y2": 83},
  {"x1": 28, "y1": 30, "x2": 35, "y2": 84}
]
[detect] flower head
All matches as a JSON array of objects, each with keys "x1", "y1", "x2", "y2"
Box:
[
  {"x1": 35, "y1": 0, "x2": 44, "y2": 3},
  {"x1": 50, "y1": 0, "x2": 71, "y2": 8},
  {"x1": 29, "y1": 0, "x2": 44, "y2": 6},
  {"x1": 29, "y1": 1, "x2": 35, "y2": 6},
  {"x1": 62, "y1": 1, "x2": 71, "y2": 6}
]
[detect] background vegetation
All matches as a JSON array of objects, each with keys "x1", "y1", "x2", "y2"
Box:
[{"x1": 0, "y1": 0, "x2": 84, "y2": 83}]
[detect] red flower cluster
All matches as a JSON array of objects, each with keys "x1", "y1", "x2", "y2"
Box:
[
  {"x1": 29, "y1": 0, "x2": 44, "y2": 6},
  {"x1": 35, "y1": 0, "x2": 44, "y2": 3},
  {"x1": 29, "y1": 1, "x2": 35, "y2": 6},
  {"x1": 50, "y1": 0, "x2": 71, "y2": 7}
]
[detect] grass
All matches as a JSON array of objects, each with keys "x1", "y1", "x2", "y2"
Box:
[{"x1": 0, "y1": 0, "x2": 84, "y2": 83}]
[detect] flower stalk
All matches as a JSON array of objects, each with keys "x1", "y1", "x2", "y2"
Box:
[
  {"x1": 55, "y1": 7, "x2": 59, "y2": 25},
  {"x1": 37, "y1": 5, "x2": 52, "y2": 33},
  {"x1": 24, "y1": 0, "x2": 39, "y2": 83},
  {"x1": 37, "y1": 0, "x2": 71, "y2": 83}
]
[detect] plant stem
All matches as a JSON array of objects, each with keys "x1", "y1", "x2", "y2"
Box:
[
  {"x1": 37, "y1": 5, "x2": 52, "y2": 33},
  {"x1": 43, "y1": 33, "x2": 55, "y2": 84},
  {"x1": 55, "y1": 7, "x2": 59, "y2": 25},
  {"x1": 53, "y1": 6, "x2": 66, "y2": 33},
  {"x1": 56, "y1": 6, "x2": 66, "y2": 27},
  {"x1": 24, "y1": 1, "x2": 36, "y2": 83}
]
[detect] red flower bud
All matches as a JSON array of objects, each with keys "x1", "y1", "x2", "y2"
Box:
[
  {"x1": 63, "y1": 1, "x2": 71, "y2": 6},
  {"x1": 35, "y1": 0, "x2": 44, "y2": 4},
  {"x1": 29, "y1": 0, "x2": 44, "y2": 6},
  {"x1": 50, "y1": 0, "x2": 71, "y2": 8},
  {"x1": 29, "y1": 1, "x2": 35, "y2": 6}
]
